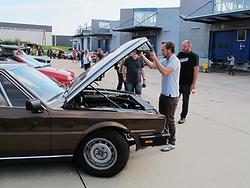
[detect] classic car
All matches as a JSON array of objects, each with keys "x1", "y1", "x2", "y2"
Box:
[
  {"x1": 0, "y1": 37, "x2": 168, "y2": 177},
  {"x1": 0, "y1": 45, "x2": 74, "y2": 85},
  {"x1": 32, "y1": 55, "x2": 52, "y2": 65},
  {"x1": 63, "y1": 50, "x2": 73, "y2": 59},
  {"x1": 15, "y1": 53, "x2": 74, "y2": 86}
]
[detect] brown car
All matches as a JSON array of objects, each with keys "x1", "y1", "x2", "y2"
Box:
[{"x1": 0, "y1": 38, "x2": 168, "y2": 177}]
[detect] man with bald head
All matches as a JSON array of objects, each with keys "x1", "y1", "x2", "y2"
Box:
[{"x1": 177, "y1": 40, "x2": 199, "y2": 124}]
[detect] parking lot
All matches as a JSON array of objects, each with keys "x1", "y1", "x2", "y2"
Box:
[{"x1": 1, "y1": 59, "x2": 250, "y2": 188}]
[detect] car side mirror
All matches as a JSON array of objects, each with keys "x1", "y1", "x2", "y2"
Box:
[{"x1": 26, "y1": 99, "x2": 43, "y2": 113}]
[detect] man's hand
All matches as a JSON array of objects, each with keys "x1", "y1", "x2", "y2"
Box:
[
  {"x1": 191, "y1": 84, "x2": 196, "y2": 94},
  {"x1": 140, "y1": 52, "x2": 145, "y2": 58}
]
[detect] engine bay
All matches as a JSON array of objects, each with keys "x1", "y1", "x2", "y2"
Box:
[{"x1": 64, "y1": 88, "x2": 145, "y2": 111}]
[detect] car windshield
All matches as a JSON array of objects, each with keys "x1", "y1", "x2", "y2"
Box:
[
  {"x1": 18, "y1": 53, "x2": 45, "y2": 68},
  {"x1": 9, "y1": 65, "x2": 65, "y2": 102}
]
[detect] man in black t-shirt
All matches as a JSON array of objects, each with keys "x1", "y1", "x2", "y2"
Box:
[
  {"x1": 177, "y1": 40, "x2": 199, "y2": 124},
  {"x1": 122, "y1": 50, "x2": 146, "y2": 95}
]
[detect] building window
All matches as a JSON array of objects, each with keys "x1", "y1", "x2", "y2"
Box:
[
  {"x1": 99, "y1": 22, "x2": 111, "y2": 30},
  {"x1": 133, "y1": 8, "x2": 157, "y2": 26},
  {"x1": 214, "y1": 0, "x2": 250, "y2": 13},
  {"x1": 237, "y1": 30, "x2": 247, "y2": 41}
]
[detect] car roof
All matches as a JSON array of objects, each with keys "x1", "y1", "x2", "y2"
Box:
[{"x1": 0, "y1": 44, "x2": 28, "y2": 50}]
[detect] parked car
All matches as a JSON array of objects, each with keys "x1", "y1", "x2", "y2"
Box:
[
  {"x1": 0, "y1": 45, "x2": 74, "y2": 85},
  {"x1": 63, "y1": 50, "x2": 73, "y2": 59},
  {"x1": 32, "y1": 55, "x2": 51, "y2": 65},
  {"x1": 14, "y1": 53, "x2": 74, "y2": 85},
  {"x1": 0, "y1": 38, "x2": 168, "y2": 177}
]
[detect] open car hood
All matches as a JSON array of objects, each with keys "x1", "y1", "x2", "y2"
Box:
[{"x1": 65, "y1": 37, "x2": 152, "y2": 103}]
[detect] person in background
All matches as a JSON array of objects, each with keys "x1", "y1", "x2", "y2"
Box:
[
  {"x1": 122, "y1": 50, "x2": 146, "y2": 96},
  {"x1": 114, "y1": 59, "x2": 124, "y2": 90},
  {"x1": 227, "y1": 53, "x2": 235, "y2": 76},
  {"x1": 177, "y1": 40, "x2": 199, "y2": 124},
  {"x1": 72, "y1": 48, "x2": 77, "y2": 63},
  {"x1": 141, "y1": 41, "x2": 180, "y2": 152},
  {"x1": 97, "y1": 48, "x2": 104, "y2": 60},
  {"x1": 38, "y1": 46, "x2": 44, "y2": 56},
  {"x1": 81, "y1": 49, "x2": 92, "y2": 70}
]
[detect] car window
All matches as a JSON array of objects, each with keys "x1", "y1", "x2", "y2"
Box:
[
  {"x1": 0, "y1": 86, "x2": 9, "y2": 107},
  {"x1": 10, "y1": 65, "x2": 65, "y2": 102},
  {"x1": 0, "y1": 75, "x2": 28, "y2": 107},
  {"x1": 16, "y1": 53, "x2": 45, "y2": 68}
]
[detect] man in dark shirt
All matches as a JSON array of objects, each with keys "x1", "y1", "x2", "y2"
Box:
[
  {"x1": 122, "y1": 50, "x2": 146, "y2": 96},
  {"x1": 177, "y1": 40, "x2": 199, "y2": 124}
]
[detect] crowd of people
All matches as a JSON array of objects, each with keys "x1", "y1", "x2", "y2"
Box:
[
  {"x1": 68, "y1": 47, "x2": 105, "y2": 70},
  {"x1": 22, "y1": 45, "x2": 45, "y2": 56}
]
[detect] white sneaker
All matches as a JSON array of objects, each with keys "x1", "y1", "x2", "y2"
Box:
[{"x1": 160, "y1": 144, "x2": 175, "y2": 152}]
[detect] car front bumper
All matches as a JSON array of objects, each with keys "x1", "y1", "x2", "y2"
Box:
[{"x1": 139, "y1": 133, "x2": 169, "y2": 147}]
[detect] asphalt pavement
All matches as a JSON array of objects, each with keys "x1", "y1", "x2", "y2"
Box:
[{"x1": 1, "y1": 59, "x2": 250, "y2": 188}]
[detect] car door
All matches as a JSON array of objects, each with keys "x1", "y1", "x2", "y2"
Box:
[{"x1": 0, "y1": 73, "x2": 50, "y2": 157}]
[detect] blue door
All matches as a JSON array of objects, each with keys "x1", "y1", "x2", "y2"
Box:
[
  {"x1": 211, "y1": 30, "x2": 249, "y2": 63},
  {"x1": 212, "y1": 31, "x2": 234, "y2": 61},
  {"x1": 234, "y1": 30, "x2": 249, "y2": 63}
]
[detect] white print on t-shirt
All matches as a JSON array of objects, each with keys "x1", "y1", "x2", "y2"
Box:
[{"x1": 179, "y1": 58, "x2": 189, "y2": 63}]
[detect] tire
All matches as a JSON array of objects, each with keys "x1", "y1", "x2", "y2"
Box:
[{"x1": 75, "y1": 129, "x2": 130, "y2": 177}]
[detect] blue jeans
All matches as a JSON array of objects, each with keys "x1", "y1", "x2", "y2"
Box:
[{"x1": 125, "y1": 81, "x2": 142, "y2": 95}]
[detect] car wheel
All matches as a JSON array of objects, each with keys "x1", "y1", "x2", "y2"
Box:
[{"x1": 76, "y1": 129, "x2": 129, "y2": 177}]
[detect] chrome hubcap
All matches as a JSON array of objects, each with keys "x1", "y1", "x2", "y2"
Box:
[{"x1": 83, "y1": 138, "x2": 117, "y2": 170}]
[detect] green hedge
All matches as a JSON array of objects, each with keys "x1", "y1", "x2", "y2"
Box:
[{"x1": 42, "y1": 45, "x2": 72, "y2": 52}]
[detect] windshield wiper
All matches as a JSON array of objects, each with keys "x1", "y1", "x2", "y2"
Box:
[{"x1": 47, "y1": 91, "x2": 64, "y2": 102}]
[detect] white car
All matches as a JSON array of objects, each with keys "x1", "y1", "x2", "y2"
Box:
[
  {"x1": 33, "y1": 55, "x2": 51, "y2": 65},
  {"x1": 63, "y1": 51, "x2": 73, "y2": 59}
]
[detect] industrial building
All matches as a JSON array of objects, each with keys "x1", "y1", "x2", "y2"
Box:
[
  {"x1": 73, "y1": 19, "x2": 120, "y2": 52},
  {"x1": 0, "y1": 22, "x2": 52, "y2": 46},
  {"x1": 52, "y1": 35, "x2": 73, "y2": 47},
  {"x1": 114, "y1": 7, "x2": 180, "y2": 55},
  {"x1": 180, "y1": 0, "x2": 250, "y2": 70}
]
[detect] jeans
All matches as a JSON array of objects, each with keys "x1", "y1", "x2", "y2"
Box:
[
  {"x1": 125, "y1": 81, "x2": 142, "y2": 95},
  {"x1": 179, "y1": 84, "x2": 191, "y2": 119},
  {"x1": 159, "y1": 94, "x2": 179, "y2": 145}
]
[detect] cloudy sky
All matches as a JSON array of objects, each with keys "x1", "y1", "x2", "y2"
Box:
[{"x1": 0, "y1": 0, "x2": 180, "y2": 35}]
